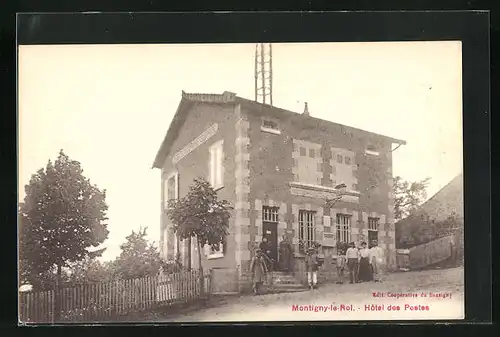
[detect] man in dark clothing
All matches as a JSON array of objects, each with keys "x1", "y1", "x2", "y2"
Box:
[{"x1": 259, "y1": 237, "x2": 274, "y2": 271}]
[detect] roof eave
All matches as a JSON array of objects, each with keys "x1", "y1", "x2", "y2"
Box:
[{"x1": 151, "y1": 97, "x2": 190, "y2": 169}]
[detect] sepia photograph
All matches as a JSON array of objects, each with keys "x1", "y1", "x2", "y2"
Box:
[{"x1": 18, "y1": 41, "x2": 465, "y2": 323}]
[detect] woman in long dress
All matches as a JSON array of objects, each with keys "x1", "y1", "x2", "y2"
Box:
[
  {"x1": 279, "y1": 235, "x2": 293, "y2": 273},
  {"x1": 357, "y1": 241, "x2": 373, "y2": 282},
  {"x1": 250, "y1": 248, "x2": 268, "y2": 295}
]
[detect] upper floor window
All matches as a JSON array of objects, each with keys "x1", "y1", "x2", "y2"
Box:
[
  {"x1": 337, "y1": 154, "x2": 343, "y2": 164},
  {"x1": 345, "y1": 156, "x2": 351, "y2": 165},
  {"x1": 309, "y1": 149, "x2": 316, "y2": 158},
  {"x1": 300, "y1": 147, "x2": 307, "y2": 156},
  {"x1": 209, "y1": 140, "x2": 224, "y2": 189},
  {"x1": 365, "y1": 145, "x2": 380, "y2": 156},
  {"x1": 261, "y1": 118, "x2": 281, "y2": 135}
]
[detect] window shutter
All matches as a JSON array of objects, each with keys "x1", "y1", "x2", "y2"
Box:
[
  {"x1": 218, "y1": 144, "x2": 224, "y2": 186},
  {"x1": 209, "y1": 147, "x2": 215, "y2": 186},
  {"x1": 175, "y1": 172, "x2": 179, "y2": 199}
]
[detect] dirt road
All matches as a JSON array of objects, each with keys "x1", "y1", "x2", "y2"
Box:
[{"x1": 159, "y1": 267, "x2": 464, "y2": 322}]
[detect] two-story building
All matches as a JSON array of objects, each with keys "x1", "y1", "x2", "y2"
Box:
[{"x1": 152, "y1": 91, "x2": 405, "y2": 292}]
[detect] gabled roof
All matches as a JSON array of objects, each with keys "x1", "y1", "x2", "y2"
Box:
[
  {"x1": 419, "y1": 173, "x2": 464, "y2": 221},
  {"x1": 152, "y1": 91, "x2": 407, "y2": 169},
  {"x1": 396, "y1": 173, "x2": 464, "y2": 225}
]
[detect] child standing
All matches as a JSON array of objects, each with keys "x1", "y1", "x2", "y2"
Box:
[
  {"x1": 336, "y1": 244, "x2": 347, "y2": 284},
  {"x1": 305, "y1": 246, "x2": 319, "y2": 290},
  {"x1": 250, "y1": 248, "x2": 268, "y2": 295}
]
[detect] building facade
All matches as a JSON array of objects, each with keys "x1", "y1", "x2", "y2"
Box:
[{"x1": 152, "y1": 91, "x2": 405, "y2": 290}]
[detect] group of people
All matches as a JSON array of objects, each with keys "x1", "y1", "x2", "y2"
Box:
[
  {"x1": 336, "y1": 240, "x2": 385, "y2": 284},
  {"x1": 249, "y1": 237, "x2": 385, "y2": 295},
  {"x1": 250, "y1": 236, "x2": 294, "y2": 295}
]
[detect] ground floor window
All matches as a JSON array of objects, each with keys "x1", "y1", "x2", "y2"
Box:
[
  {"x1": 299, "y1": 210, "x2": 316, "y2": 252},
  {"x1": 336, "y1": 214, "x2": 352, "y2": 244},
  {"x1": 368, "y1": 217, "x2": 379, "y2": 248}
]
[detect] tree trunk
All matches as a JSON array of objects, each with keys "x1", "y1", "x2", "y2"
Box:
[
  {"x1": 54, "y1": 263, "x2": 62, "y2": 322},
  {"x1": 196, "y1": 236, "x2": 204, "y2": 295}
]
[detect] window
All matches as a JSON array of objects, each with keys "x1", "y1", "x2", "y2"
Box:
[
  {"x1": 368, "y1": 217, "x2": 379, "y2": 231},
  {"x1": 365, "y1": 145, "x2": 380, "y2": 156},
  {"x1": 206, "y1": 240, "x2": 225, "y2": 259},
  {"x1": 345, "y1": 156, "x2": 351, "y2": 165},
  {"x1": 164, "y1": 172, "x2": 178, "y2": 209},
  {"x1": 262, "y1": 119, "x2": 278, "y2": 130},
  {"x1": 309, "y1": 148, "x2": 315, "y2": 158},
  {"x1": 368, "y1": 217, "x2": 379, "y2": 248},
  {"x1": 167, "y1": 177, "x2": 176, "y2": 200},
  {"x1": 209, "y1": 141, "x2": 224, "y2": 189},
  {"x1": 336, "y1": 214, "x2": 351, "y2": 244},
  {"x1": 263, "y1": 206, "x2": 279, "y2": 223},
  {"x1": 261, "y1": 119, "x2": 281, "y2": 134},
  {"x1": 300, "y1": 147, "x2": 306, "y2": 156},
  {"x1": 299, "y1": 210, "x2": 316, "y2": 250},
  {"x1": 337, "y1": 154, "x2": 343, "y2": 164}
]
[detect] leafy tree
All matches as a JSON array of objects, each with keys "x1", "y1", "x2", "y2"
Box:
[
  {"x1": 67, "y1": 257, "x2": 116, "y2": 285},
  {"x1": 166, "y1": 178, "x2": 233, "y2": 292},
  {"x1": 393, "y1": 176, "x2": 431, "y2": 221},
  {"x1": 434, "y1": 212, "x2": 463, "y2": 238},
  {"x1": 114, "y1": 227, "x2": 162, "y2": 279},
  {"x1": 19, "y1": 150, "x2": 109, "y2": 319}
]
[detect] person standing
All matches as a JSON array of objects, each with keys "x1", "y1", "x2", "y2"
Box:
[
  {"x1": 336, "y1": 243, "x2": 347, "y2": 284},
  {"x1": 250, "y1": 248, "x2": 268, "y2": 295},
  {"x1": 305, "y1": 246, "x2": 320, "y2": 290},
  {"x1": 278, "y1": 235, "x2": 293, "y2": 273},
  {"x1": 369, "y1": 240, "x2": 385, "y2": 282},
  {"x1": 357, "y1": 241, "x2": 373, "y2": 282},
  {"x1": 346, "y1": 242, "x2": 359, "y2": 284},
  {"x1": 259, "y1": 237, "x2": 274, "y2": 271}
]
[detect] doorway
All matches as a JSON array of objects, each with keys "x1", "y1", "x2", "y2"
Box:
[
  {"x1": 368, "y1": 230, "x2": 378, "y2": 248},
  {"x1": 262, "y1": 221, "x2": 278, "y2": 269}
]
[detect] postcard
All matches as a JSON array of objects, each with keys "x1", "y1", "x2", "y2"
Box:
[{"x1": 18, "y1": 41, "x2": 464, "y2": 323}]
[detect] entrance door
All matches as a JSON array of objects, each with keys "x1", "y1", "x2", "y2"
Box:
[
  {"x1": 262, "y1": 221, "x2": 278, "y2": 269},
  {"x1": 368, "y1": 230, "x2": 378, "y2": 248}
]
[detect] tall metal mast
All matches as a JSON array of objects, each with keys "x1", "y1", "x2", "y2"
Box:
[{"x1": 254, "y1": 43, "x2": 273, "y2": 106}]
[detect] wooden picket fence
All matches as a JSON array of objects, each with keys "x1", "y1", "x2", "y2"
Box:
[{"x1": 19, "y1": 269, "x2": 211, "y2": 323}]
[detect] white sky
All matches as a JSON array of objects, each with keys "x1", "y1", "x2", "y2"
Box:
[{"x1": 18, "y1": 42, "x2": 463, "y2": 261}]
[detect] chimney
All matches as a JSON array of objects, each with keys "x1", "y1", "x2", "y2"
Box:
[{"x1": 303, "y1": 102, "x2": 310, "y2": 116}]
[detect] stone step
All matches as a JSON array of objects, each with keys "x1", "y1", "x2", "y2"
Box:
[
  {"x1": 272, "y1": 275, "x2": 298, "y2": 281},
  {"x1": 272, "y1": 283, "x2": 308, "y2": 289},
  {"x1": 273, "y1": 280, "x2": 299, "y2": 285},
  {"x1": 270, "y1": 287, "x2": 310, "y2": 294}
]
